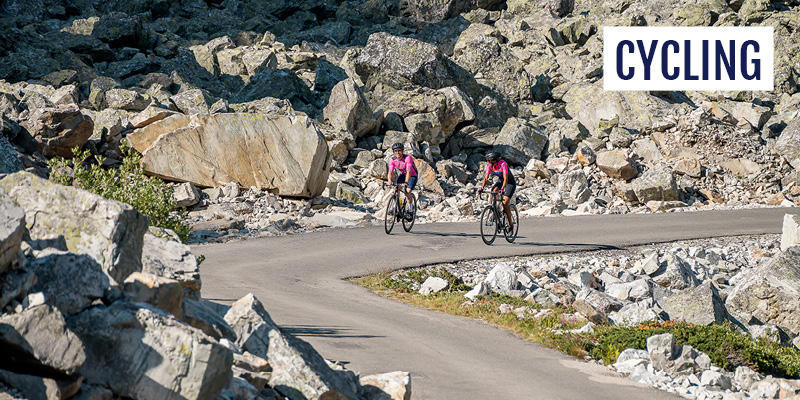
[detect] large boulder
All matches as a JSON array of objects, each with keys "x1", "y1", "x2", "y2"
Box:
[
  {"x1": 323, "y1": 78, "x2": 380, "y2": 138},
  {"x1": 135, "y1": 114, "x2": 330, "y2": 197},
  {"x1": 662, "y1": 282, "x2": 728, "y2": 325},
  {"x1": 630, "y1": 164, "x2": 679, "y2": 203},
  {"x1": 224, "y1": 294, "x2": 359, "y2": 400},
  {"x1": 775, "y1": 119, "x2": 800, "y2": 169},
  {"x1": 492, "y1": 118, "x2": 547, "y2": 165},
  {"x1": 726, "y1": 247, "x2": 800, "y2": 335},
  {"x1": 0, "y1": 172, "x2": 148, "y2": 284},
  {"x1": 453, "y1": 23, "x2": 531, "y2": 102},
  {"x1": 782, "y1": 214, "x2": 800, "y2": 252},
  {"x1": 651, "y1": 253, "x2": 699, "y2": 290},
  {"x1": 0, "y1": 304, "x2": 86, "y2": 376},
  {"x1": 596, "y1": 150, "x2": 638, "y2": 181},
  {"x1": 26, "y1": 250, "x2": 111, "y2": 316},
  {"x1": 562, "y1": 82, "x2": 677, "y2": 132},
  {"x1": 355, "y1": 33, "x2": 471, "y2": 92},
  {"x1": 20, "y1": 104, "x2": 93, "y2": 157},
  {"x1": 406, "y1": 0, "x2": 504, "y2": 22},
  {"x1": 142, "y1": 228, "x2": 201, "y2": 299},
  {"x1": 123, "y1": 272, "x2": 185, "y2": 319},
  {"x1": 0, "y1": 134, "x2": 23, "y2": 174},
  {"x1": 70, "y1": 301, "x2": 233, "y2": 400},
  {"x1": 0, "y1": 187, "x2": 24, "y2": 275}
]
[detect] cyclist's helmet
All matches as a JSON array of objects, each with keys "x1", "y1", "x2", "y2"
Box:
[
  {"x1": 485, "y1": 151, "x2": 500, "y2": 162},
  {"x1": 391, "y1": 142, "x2": 404, "y2": 151}
]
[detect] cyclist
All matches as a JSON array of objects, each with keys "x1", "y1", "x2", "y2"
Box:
[
  {"x1": 387, "y1": 142, "x2": 418, "y2": 216},
  {"x1": 478, "y1": 151, "x2": 516, "y2": 233}
]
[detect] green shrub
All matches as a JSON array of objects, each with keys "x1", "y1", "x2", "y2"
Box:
[
  {"x1": 590, "y1": 321, "x2": 800, "y2": 379},
  {"x1": 48, "y1": 143, "x2": 191, "y2": 242},
  {"x1": 382, "y1": 266, "x2": 471, "y2": 292}
]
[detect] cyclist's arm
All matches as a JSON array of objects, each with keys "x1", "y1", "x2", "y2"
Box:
[
  {"x1": 480, "y1": 171, "x2": 488, "y2": 190},
  {"x1": 387, "y1": 162, "x2": 394, "y2": 183},
  {"x1": 404, "y1": 157, "x2": 412, "y2": 183},
  {"x1": 501, "y1": 161, "x2": 509, "y2": 189}
]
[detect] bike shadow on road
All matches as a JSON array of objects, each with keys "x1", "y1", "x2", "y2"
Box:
[
  {"x1": 282, "y1": 324, "x2": 384, "y2": 340},
  {"x1": 404, "y1": 230, "x2": 623, "y2": 251}
]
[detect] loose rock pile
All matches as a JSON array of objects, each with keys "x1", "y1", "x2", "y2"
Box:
[
  {"x1": 395, "y1": 214, "x2": 800, "y2": 399},
  {"x1": 0, "y1": 170, "x2": 410, "y2": 400},
  {"x1": 2, "y1": 0, "x2": 800, "y2": 243}
]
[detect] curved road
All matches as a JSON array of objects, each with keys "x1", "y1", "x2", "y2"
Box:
[{"x1": 197, "y1": 207, "x2": 797, "y2": 399}]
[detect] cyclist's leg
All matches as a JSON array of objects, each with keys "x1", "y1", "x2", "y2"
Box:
[
  {"x1": 405, "y1": 176, "x2": 418, "y2": 211},
  {"x1": 502, "y1": 184, "x2": 516, "y2": 228}
]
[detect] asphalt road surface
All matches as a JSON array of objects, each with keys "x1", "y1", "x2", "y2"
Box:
[{"x1": 197, "y1": 207, "x2": 798, "y2": 399}]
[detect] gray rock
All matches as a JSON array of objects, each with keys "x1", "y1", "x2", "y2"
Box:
[
  {"x1": 606, "y1": 279, "x2": 651, "y2": 302},
  {"x1": 576, "y1": 287, "x2": 628, "y2": 313},
  {"x1": 0, "y1": 268, "x2": 36, "y2": 310},
  {"x1": 323, "y1": 78, "x2": 379, "y2": 139},
  {"x1": 70, "y1": 301, "x2": 232, "y2": 400},
  {"x1": 420, "y1": 277, "x2": 449, "y2": 295},
  {"x1": 0, "y1": 134, "x2": 23, "y2": 174},
  {"x1": 26, "y1": 249, "x2": 110, "y2": 316},
  {"x1": 123, "y1": 272, "x2": 185, "y2": 319},
  {"x1": 170, "y1": 89, "x2": 210, "y2": 114},
  {"x1": 734, "y1": 365, "x2": 762, "y2": 390},
  {"x1": 136, "y1": 114, "x2": 330, "y2": 198},
  {"x1": 224, "y1": 294, "x2": 358, "y2": 400},
  {"x1": 726, "y1": 247, "x2": 800, "y2": 335},
  {"x1": 748, "y1": 324, "x2": 791, "y2": 344},
  {"x1": 617, "y1": 348, "x2": 650, "y2": 364},
  {"x1": 493, "y1": 118, "x2": 547, "y2": 165},
  {"x1": 646, "y1": 333, "x2": 677, "y2": 371},
  {"x1": 181, "y1": 298, "x2": 236, "y2": 341},
  {"x1": 652, "y1": 253, "x2": 699, "y2": 290},
  {"x1": 355, "y1": 33, "x2": 470, "y2": 92},
  {"x1": 358, "y1": 371, "x2": 412, "y2": 400},
  {"x1": 465, "y1": 281, "x2": 490, "y2": 300},
  {"x1": 104, "y1": 88, "x2": 149, "y2": 111},
  {"x1": 775, "y1": 119, "x2": 800, "y2": 169},
  {"x1": 0, "y1": 369, "x2": 63, "y2": 400},
  {"x1": 0, "y1": 304, "x2": 85, "y2": 375},
  {"x1": 0, "y1": 172, "x2": 148, "y2": 285},
  {"x1": 782, "y1": 214, "x2": 800, "y2": 252},
  {"x1": 173, "y1": 182, "x2": 200, "y2": 208},
  {"x1": 631, "y1": 164, "x2": 679, "y2": 203},
  {"x1": 662, "y1": 282, "x2": 728, "y2": 325},
  {"x1": 700, "y1": 370, "x2": 732, "y2": 390},
  {"x1": 609, "y1": 301, "x2": 667, "y2": 327},
  {"x1": 142, "y1": 228, "x2": 200, "y2": 298},
  {"x1": 485, "y1": 263, "x2": 518, "y2": 293},
  {"x1": 0, "y1": 187, "x2": 24, "y2": 275},
  {"x1": 596, "y1": 150, "x2": 638, "y2": 181},
  {"x1": 20, "y1": 104, "x2": 94, "y2": 158}
]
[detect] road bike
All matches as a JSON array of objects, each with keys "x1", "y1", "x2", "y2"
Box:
[
  {"x1": 477, "y1": 189, "x2": 519, "y2": 245},
  {"x1": 384, "y1": 182, "x2": 417, "y2": 234}
]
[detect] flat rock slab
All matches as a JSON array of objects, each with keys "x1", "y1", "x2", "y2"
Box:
[{"x1": 133, "y1": 113, "x2": 330, "y2": 197}]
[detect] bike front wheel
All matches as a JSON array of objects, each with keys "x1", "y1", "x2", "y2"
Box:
[
  {"x1": 402, "y1": 195, "x2": 417, "y2": 232},
  {"x1": 503, "y1": 204, "x2": 519, "y2": 243},
  {"x1": 480, "y1": 205, "x2": 497, "y2": 245},
  {"x1": 384, "y1": 196, "x2": 396, "y2": 234}
]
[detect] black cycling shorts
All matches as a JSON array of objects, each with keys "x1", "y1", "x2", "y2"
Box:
[{"x1": 492, "y1": 182, "x2": 516, "y2": 199}]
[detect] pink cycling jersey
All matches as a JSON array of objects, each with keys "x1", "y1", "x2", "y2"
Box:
[
  {"x1": 486, "y1": 159, "x2": 516, "y2": 184},
  {"x1": 389, "y1": 155, "x2": 418, "y2": 177}
]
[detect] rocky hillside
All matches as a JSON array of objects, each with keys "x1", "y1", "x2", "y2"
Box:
[
  {"x1": 1, "y1": 0, "x2": 800, "y2": 239},
  {"x1": 0, "y1": 172, "x2": 411, "y2": 399}
]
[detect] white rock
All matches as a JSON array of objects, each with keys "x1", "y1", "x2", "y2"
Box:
[
  {"x1": 419, "y1": 277, "x2": 448, "y2": 295},
  {"x1": 465, "y1": 282, "x2": 490, "y2": 300},
  {"x1": 613, "y1": 358, "x2": 649, "y2": 375},
  {"x1": 700, "y1": 370, "x2": 732, "y2": 390},
  {"x1": 781, "y1": 214, "x2": 800, "y2": 252},
  {"x1": 485, "y1": 263, "x2": 517, "y2": 293}
]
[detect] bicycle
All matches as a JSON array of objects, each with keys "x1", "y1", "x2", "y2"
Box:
[
  {"x1": 477, "y1": 189, "x2": 519, "y2": 245},
  {"x1": 383, "y1": 182, "x2": 417, "y2": 234}
]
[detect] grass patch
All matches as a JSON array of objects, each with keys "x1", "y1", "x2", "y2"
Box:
[{"x1": 353, "y1": 270, "x2": 800, "y2": 379}]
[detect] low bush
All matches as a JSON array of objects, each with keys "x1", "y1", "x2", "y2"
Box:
[
  {"x1": 591, "y1": 321, "x2": 800, "y2": 379},
  {"x1": 48, "y1": 144, "x2": 191, "y2": 242}
]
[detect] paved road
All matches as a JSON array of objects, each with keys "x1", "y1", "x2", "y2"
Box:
[{"x1": 197, "y1": 207, "x2": 797, "y2": 399}]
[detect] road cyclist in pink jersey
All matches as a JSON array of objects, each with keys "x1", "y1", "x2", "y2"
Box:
[
  {"x1": 477, "y1": 151, "x2": 516, "y2": 233},
  {"x1": 386, "y1": 142, "x2": 418, "y2": 218}
]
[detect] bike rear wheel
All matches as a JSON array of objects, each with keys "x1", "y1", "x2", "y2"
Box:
[
  {"x1": 503, "y1": 204, "x2": 520, "y2": 243},
  {"x1": 384, "y1": 196, "x2": 396, "y2": 234},
  {"x1": 480, "y1": 205, "x2": 497, "y2": 245},
  {"x1": 402, "y1": 195, "x2": 417, "y2": 232}
]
